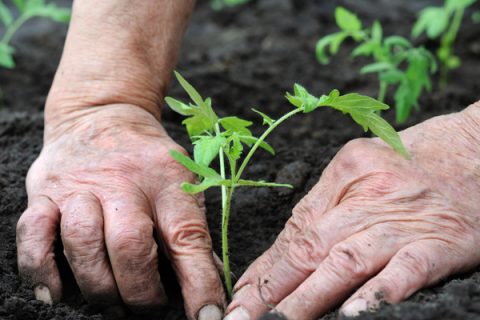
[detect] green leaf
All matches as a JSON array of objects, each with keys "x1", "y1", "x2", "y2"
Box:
[
  {"x1": 236, "y1": 180, "x2": 293, "y2": 188},
  {"x1": 238, "y1": 135, "x2": 275, "y2": 155},
  {"x1": 379, "y1": 69, "x2": 404, "y2": 84},
  {"x1": 360, "y1": 62, "x2": 393, "y2": 74},
  {"x1": 335, "y1": 7, "x2": 362, "y2": 32},
  {"x1": 349, "y1": 111, "x2": 410, "y2": 158},
  {"x1": 165, "y1": 97, "x2": 193, "y2": 116},
  {"x1": 384, "y1": 36, "x2": 412, "y2": 50},
  {"x1": 318, "y1": 92, "x2": 389, "y2": 112},
  {"x1": 193, "y1": 135, "x2": 225, "y2": 167},
  {"x1": 286, "y1": 83, "x2": 319, "y2": 113},
  {"x1": 412, "y1": 7, "x2": 449, "y2": 39},
  {"x1": 251, "y1": 108, "x2": 274, "y2": 126},
  {"x1": 0, "y1": 43, "x2": 15, "y2": 68},
  {"x1": 13, "y1": 0, "x2": 25, "y2": 12},
  {"x1": 174, "y1": 71, "x2": 205, "y2": 108},
  {"x1": 182, "y1": 114, "x2": 214, "y2": 137},
  {"x1": 351, "y1": 41, "x2": 375, "y2": 57},
  {"x1": 169, "y1": 150, "x2": 221, "y2": 179},
  {"x1": 315, "y1": 33, "x2": 339, "y2": 64},
  {"x1": 329, "y1": 32, "x2": 349, "y2": 55},
  {"x1": 228, "y1": 133, "x2": 243, "y2": 160},
  {"x1": 0, "y1": 0, "x2": 13, "y2": 27},
  {"x1": 219, "y1": 116, "x2": 253, "y2": 136},
  {"x1": 371, "y1": 21, "x2": 383, "y2": 44},
  {"x1": 181, "y1": 177, "x2": 226, "y2": 194}
]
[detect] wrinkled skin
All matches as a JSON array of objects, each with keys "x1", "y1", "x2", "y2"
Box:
[
  {"x1": 226, "y1": 104, "x2": 480, "y2": 320},
  {"x1": 16, "y1": 104, "x2": 225, "y2": 318}
]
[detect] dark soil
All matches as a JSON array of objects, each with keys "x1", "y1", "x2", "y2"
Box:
[{"x1": 1, "y1": 0, "x2": 480, "y2": 319}]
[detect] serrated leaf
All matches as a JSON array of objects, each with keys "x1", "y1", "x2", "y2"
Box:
[
  {"x1": 0, "y1": 0, "x2": 13, "y2": 27},
  {"x1": 236, "y1": 180, "x2": 293, "y2": 188},
  {"x1": 193, "y1": 135, "x2": 224, "y2": 167},
  {"x1": 251, "y1": 108, "x2": 274, "y2": 126},
  {"x1": 165, "y1": 97, "x2": 193, "y2": 116},
  {"x1": 239, "y1": 135, "x2": 275, "y2": 155},
  {"x1": 169, "y1": 150, "x2": 221, "y2": 179},
  {"x1": 360, "y1": 62, "x2": 393, "y2": 74},
  {"x1": 228, "y1": 133, "x2": 243, "y2": 160},
  {"x1": 0, "y1": 43, "x2": 15, "y2": 68},
  {"x1": 181, "y1": 177, "x2": 226, "y2": 194},
  {"x1": 335, "y1": 7, "x2": 362, "y2": 32},
  {"x1": 349, "y1": 111, "x2": 410, "y2": 158},
  {"x1": 219, "y1": 116, "x2": 253, "y2": 136},
  {"x1": 286, "y1": 83, "x2": 319, "y2": 113}
]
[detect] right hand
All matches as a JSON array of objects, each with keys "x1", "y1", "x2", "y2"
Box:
[{"x1": 16, "y1": 104, "x2": 225, "y2": 320}]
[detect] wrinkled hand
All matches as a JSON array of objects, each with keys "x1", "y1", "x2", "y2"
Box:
[
  {"x1": 16, "y1": 104, "x2": 225, "y2": 319},
  {"x1": 226, "y1": 104, "x2": 480, "y2": 320}
]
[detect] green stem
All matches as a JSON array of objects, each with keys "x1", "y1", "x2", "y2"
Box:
[
  {"x1": 378, "y1": 81, "x2": 387, "y2": 103},
  {"x1": 439, "y1": 7, "x2": 465, "y2": 88},
  {"x1": 222, "y1": 186, "x2": 234, "y2": 298},
  {"x1": 235, "y1": 108, "x2": 302, "y2": 181},
  {"x1": 1, "y1": 14, "x2": 31, "y2": 45}
]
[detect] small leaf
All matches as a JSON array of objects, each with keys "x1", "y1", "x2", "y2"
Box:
[
  {"x1": 228, "y1": 133, "x2": 243, "y2": 160},
  {"x1": 251, "y1": 108, "x2": 274, "y2": 126},
  {"x1": 360, "y1": 62, "x2": 393, "y2": 74},
  {"x1": 181, "y1": 177, "x2": 226, "y2": 194},
  {"x1": 174, "y1": 71, "x2": 205, "y2": 107},
  {"x1": 318, "y1": 93, "x2": 389, "y2": 112},
  {"x1": 335, "y1": 7, "x2": 362, "y2": 32},
  {"x1": 371, "y1": 21, "x2": 383, "y2": 44},
  {"x1": 236, "y1": 180, "x2": 293, "y2": 188},
  {"x1": 193, "y1": 135, "x2": 224, "y2": 167},
  {"x1": 165, "y1": 97, "x2": 193, "y2": 116},
  {"x1": 329, "y1": 32, "x2": 348, "y2": 55},
  {"x1": 0, "y1": 43, "x2": 15, "y2": 68},
  {"x1": 0, "y1": 0, "x2": 13, "y2": 27},
  {"x1": 169, "y1": 150, "x2": 221, "y2": 179},
  {"x1": 286, "y1": 84, "x2": 319, "y2": 113},
  {"x1": 351, "y1": 41, "x2": 375, "y2": 57},
  {"x1": 412, "y1": 7, "x2": 449, "y2": 39},
  {"x1": 219, "y1": 116, "x2": 253, "y2": 136},
  {"x1": 315, "y1": 33, "x2": 338, "y2": 64}
]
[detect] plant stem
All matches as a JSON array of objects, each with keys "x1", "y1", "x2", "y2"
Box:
[
  {"x1": 378, "y1": 80, "x2": 387, "y2": 103},
  {"x1": 439, "y1": 7, "x2": 465, "y2": 88},
  {"x1": 222, "y1": 186, "x2": 234, "y2": 298},
  {"x1": 1, "y1": 14, "x2": 30, "y2": 45},
  {"x1": 235, "y1": 108, "x2": 302, "y2": 181}
]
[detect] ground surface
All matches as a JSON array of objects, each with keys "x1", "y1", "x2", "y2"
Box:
[{"x1": 1, "y1": 0, "x2": 480, "y2": 319}]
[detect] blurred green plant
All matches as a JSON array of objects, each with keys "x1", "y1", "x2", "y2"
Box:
[
  {"x1": 316, "y1": 7, "x2": 436, "y2": 124},
  {"x1": 473, "y1": 11, "x2": 480, "y2": 22},
  {"x1": 166, "y1": 72, "x2": 409, "y2": 297},
  {"x1": 0, "y1": 0, "x2": 70, "y2": 69},
  {"x1": 412, "y1": 0, "x2": 476, "y2": 88},
  {"x1": 210, "y1": 0, "x2": 250, "y2": 10}
]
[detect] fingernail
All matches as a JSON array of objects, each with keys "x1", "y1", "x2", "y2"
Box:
[
  {"x1": 34, "y1": 285, "x2": 52, "y2": 305},
  {"x1": 224, "y1": 306, "x2": 250, "y2": 320},
  {"x1": 340, "y1": 298, "x2": 368, "y2": 317},
  {"x1": 198, "y1": 304, "x2": 223, "y2": 320},
  {"x1": 232, "y1": 284, "x2": 251, "y2": 301}
]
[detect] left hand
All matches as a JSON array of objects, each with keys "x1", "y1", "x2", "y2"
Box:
[{"x1": 224, "y1": 104, "x2": 480, "y2": 319}]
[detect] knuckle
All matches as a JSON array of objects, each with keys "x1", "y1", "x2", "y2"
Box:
[
  {"x1": 396, "y1": 249, "x2": 432, "y2": 282},
  {"x1": 285, "y1": 230, "x2": 327, "y2": 273},
  {"x1": 108, "y1": 223, "x2": 154, "y2": 257},
  {"x1": 164, "y1": 219, "x2": 212, "y2": 254},
  {"x1": 333, "y1": 138, "x2": 372, "y2": 173},
  {"x1": 328, "y1": 242, "x2": 370, "y2": 280}
]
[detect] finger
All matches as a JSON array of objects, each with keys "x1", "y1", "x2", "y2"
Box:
[
  {"x1": 156, "y1": 183, "x2": 225, "y2": 320},
  {"x1": 274, "y1": 225, "x2": 409, "y2": 320},
  {"x1": 103, "y1": 192, "x2": 166, "y2": 312},
  {"x1": 233, "y1": 168, "x2": 340, "y2": 293},
  {"x1": 16, "y1": 196, "x2": 62, "y2": 304},
  {"x1": 340, "y1": 240, "x2": 462, "y2": 317},
  {"x1": 227, "y1": 204, "x2": 366, "y2": 318},
  {"x1": 60, "y1": 192, "x2": 120, "y2": 306}
]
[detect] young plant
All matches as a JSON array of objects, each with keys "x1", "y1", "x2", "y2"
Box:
[
  {"x1": 412, "y1": 0, "x2": 476, "y2": 87},
  {"x1": 316, "y1": 7, "x2": 436, "y2": 124},
  {"x1": 0, "y1": 0, "x2": 70, "y2": 69},
  {"x1": 166, "y1": 72, "x2": 409, "y2": 297}
]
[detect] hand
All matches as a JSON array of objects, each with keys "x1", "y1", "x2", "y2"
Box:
[
  {"x1": 16, "y1": 104, "x2": 225, "y2": 319},
  {"x1": 225, "y1": 104, "x2": 480, "y2": 320}
]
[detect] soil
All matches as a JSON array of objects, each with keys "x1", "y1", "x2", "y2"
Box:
[{"x1": 1, "y1": 0, "x2": 480, "y2": 319}]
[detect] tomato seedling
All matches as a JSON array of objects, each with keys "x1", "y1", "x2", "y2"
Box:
[
  {"x1": 412, "y1": 0, "x2": 476, "y2": 88},
  {"x1": 0, "y1": 0, "x2": 70, "y2": 69},
  {"x1": 316, "y1": 7, "x2": 437, "y2": 124},
  {"x1": 166, "y1": 71, "x2": 409, "y2": 297}
]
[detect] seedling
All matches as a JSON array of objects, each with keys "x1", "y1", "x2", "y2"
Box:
[
  {"x1": 412, "y1": 0, "x2": 476, "y2": 87},
  {"x1": 316, "y1": 7, "x2": 437, "y2": 124},
  {"x1": 0, "y1": 0, "x2": 70, "y2": 69},
  {"x1": 210, "y1": 0, "x2": 250, "y2": 11},
  {"x1": 166, "y1": 72, "x2": 408, "y2": 297}
]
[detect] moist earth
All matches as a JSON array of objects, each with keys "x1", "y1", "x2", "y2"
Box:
[{"x1": 1, "y1": 0, "x2": 480, "y2": 319}]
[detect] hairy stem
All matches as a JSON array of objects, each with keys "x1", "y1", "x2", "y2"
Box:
[{"x1": 235, "y1": 108, "x2": 302, "y2": 181}]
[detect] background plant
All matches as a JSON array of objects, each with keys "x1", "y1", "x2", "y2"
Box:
[
  {"x1": 0, "y1": 0, "x2": 70, "y2": 69},
  {"x1": 316, "y1": 7, "x2": 437, "y2": 124},
  {"x1": 166, "y1": 72, "x2": 408, "y2": 297},
  {"x1": 210, "y1": 0, "x2": 250, "y2": 11},
  {"x1": 412, "y1": 0, "x2": 476, "y2": 87}
]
